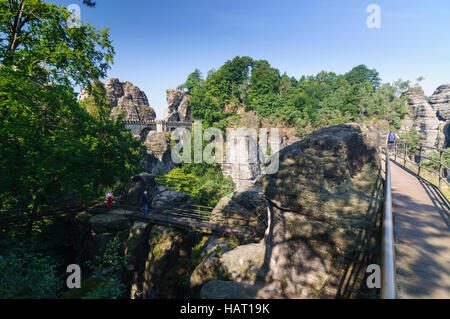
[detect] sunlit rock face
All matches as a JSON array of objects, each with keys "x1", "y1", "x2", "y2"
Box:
[
  {"x1": 429, "y1": 84, "x2": 450, "y2": 148},
  {"x1": 78, "y1": 78, "x2": 156, "y2": 122},
  {"x1": 190, "y1": 123, "x2": 383, "y2": 299},
  {"x1": 261, "y1": 123, "x2": 383, "y2": 299},
  {"x1": 402, "y1": 87, "x2": 443, "y2": 148},
  {"x1": 107, "y1": 79, "x2": 156, "y2": 122},
  {"x1": 430, "y1": 84, "x2": 450, "y2": 121},
  {"x1": 400, "y1": 85, "x2": 450, "y2": 149},
  {"x1": 164, "y1": 89, "x2": 192, "y2": 122}
]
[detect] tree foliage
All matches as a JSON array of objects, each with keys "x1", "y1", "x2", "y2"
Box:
[
  {"x1": 0, "y1": 0, "x2": 114, "y2": 88},
  {"x1": 180, "y1": 57, "x2": 410, "y2": 134},
  {"x1": 0, "y1": 245, "x2": 63, "y2": 299},
  {"x1": 0, "y1": 1, "x2": 143, "y2": 213},
  {"x1": 159, "y1": 164, "x2": 234, "y2": 207}
]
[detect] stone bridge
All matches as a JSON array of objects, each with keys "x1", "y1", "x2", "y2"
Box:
[{"x1": 124, "y1": 120, "x2": 193, "y2": 139}]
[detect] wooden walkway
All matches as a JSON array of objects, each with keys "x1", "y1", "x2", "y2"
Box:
[{"x1": 390, "y1": 160, "x2": 450, "y2": 298}]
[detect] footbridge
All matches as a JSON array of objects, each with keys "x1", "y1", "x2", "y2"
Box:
[
  {"x1": 88, "y1": 203, "x2": 263, "y2": 241},
  {"x1": 382, "y1": 141, "x2": 450, "y2": 299},
  {"x1": 123, "y1": 120, "x2": 193, "y2": 139}
]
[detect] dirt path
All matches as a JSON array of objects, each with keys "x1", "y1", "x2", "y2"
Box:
[{"x1": 390, "y1": 161, "x2": 450, "y2": 298}]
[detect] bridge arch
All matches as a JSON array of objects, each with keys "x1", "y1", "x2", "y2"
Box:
[{"x1": 140, "y1": 126, "x2": 154, "y2": 141}]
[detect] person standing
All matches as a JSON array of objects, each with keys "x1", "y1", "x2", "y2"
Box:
[
  {"x1": 106, "y1": 190, "x2": 113, "y2": 209},
  {"x1": 140, "y1": 190, "x2": 149, "y2": 216},
  {"x1": 386, "y1": 130, "x2": 400, "y2": 154}
]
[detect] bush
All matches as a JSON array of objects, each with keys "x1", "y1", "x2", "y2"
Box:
[
  {"x1": 157, "y1": 164, "x2": 234, "y2": 207},
  {"x1": 400, "y1": 128, "x2": 421, "y2": 153},
  {"x1": 0, "y1": 247, "x2": 63, "y2": 299}
]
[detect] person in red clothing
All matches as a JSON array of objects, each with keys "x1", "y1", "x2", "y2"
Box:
[{"x1": 106, "y1": 190, "x2": 113, "y2": 209}]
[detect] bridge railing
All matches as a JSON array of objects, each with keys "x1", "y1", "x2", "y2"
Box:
[
  {"x1": 103, "y1": 194, "x2": 264, "y2": 238},
  {"x1": 391, "y1": 140, "x2": 450, "y2": 192},
  {"x1": 381, "y1": 147, "x2": 397, "y2": 299}
]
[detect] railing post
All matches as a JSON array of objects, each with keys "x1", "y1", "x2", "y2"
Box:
[
  {"x1": 404, "y1": 142, "x2": 407, "y2": 167},
  {"x1": 394, "y1": 142, "x2": 397, "y2": 162},
  {"x1": 439, "y1": 150, "x2": 443, "y2": 190},
  {"x1": 418, "y1": 145, "x2": 423, "y2": 177}
]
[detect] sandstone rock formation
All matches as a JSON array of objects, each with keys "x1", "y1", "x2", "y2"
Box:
[
  {"x1": 164, "y1": 89, "x2": 192, "y2": 122},
  {"x1": 121, "y1": 173, "x2": 158, "y2": 206},
  {"x1": 400, "y1": 85, "x2": 450, "y2": 149},
  {"x1": 401, "y1": 87, "x2": 443, "y2": 148},
  {"x1": 131, "y1": 225, "x2": 195, "y2": 299},
  {"x1": 209, "y1": 187, "x2": 268, "y2": 240},
  {"x1": 142, "y1": 131, "x2": 176, "y2": 175},
  {"x1": 261, "y1": 123, "x2": 383, "y2": 298},
  {"x1": 430, "y1": 84, "x2": 450, "y2": 121},
  {"x1": 151, "y1": 186, "x2": 193, "y2": 210},
  {"x1": 192, "y1": 123, "x2": 383, "y2": 299},
  {"x1": 78, "y1": 78, "x2": 156, "y2": 122},
  {"x1": 191, "y1": 241, "x2": 265, "y2": 298},
  {"x1": 121, "y1": 172, "x2": 192, "y2": 210},
  {"x1": 107, "y1": 79, "x2": 156, "y2": 122}
]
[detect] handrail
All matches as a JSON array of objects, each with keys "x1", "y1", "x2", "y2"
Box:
[
  {"x1": 381, "y1": 147, "x2": 397, "y2": 299},
  {"x1": 391, "y1": 139, "x2": 450, "y2": 191},
  {"x1": 123, "y1": 120, "x2": 194, "y2": 126}
]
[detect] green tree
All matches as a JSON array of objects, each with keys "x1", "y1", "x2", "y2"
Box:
[
  {"x1": 0, "y1": 0, "x2": 114, "y2": 87},
  {"x1": 345, "y1": 64, "x2": 381, "y2": 89},
  {"x1": 0, "y1": 1, "x2": 142, "y2": 212},
  {"x1": 180, "y1": 69, "x2": 203, "y2": 94},
  {"x1": 0, "y1": 246, "x2": 63, "y2": 299},
  {"x1": 79, "y1": 80, "x2": 111, "y2": 121},
  {"x1": 248, "y1": 60, "x2": 280, "y2": 109}
]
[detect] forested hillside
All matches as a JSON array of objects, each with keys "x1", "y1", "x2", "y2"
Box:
[{"x1": 179, "y1": 56, "x2": 411, "y2": 135}]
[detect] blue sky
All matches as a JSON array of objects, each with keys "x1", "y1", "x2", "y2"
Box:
[{"x1": 52, "y1": 0, "x2": 450, "y2": 119}]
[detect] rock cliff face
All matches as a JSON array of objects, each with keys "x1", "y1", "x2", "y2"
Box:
[
  {"x1": 78, "y1": 78, "x2": 156, "y2": 122},
  {"x1": 142, "y1": 131, "x2": 176, "y2": 175},
  {"x1": 430, "y1": 84, "x2": 450, "y2": 121},
  {"x1": 209, "y1": 187, "x2": 268, "y2": 240},
  {"x1": 261, "y1": 123, "x2": 383, "y2": 298},
  {"x1": 192, "y1": 123, "x2": 383, "y2": 299},
  {"x1": 164, "y1": 89, "x2": 192, "y2": 122},
  {"x1": 107, "y1": 79, "x2": 156, "y2": 122},
  {"x1": 401, "y1": 87, "x2": 443, "y2": 148},
  {"x1": 401, "y1": 85, "x2": 450, "y2": 149}
]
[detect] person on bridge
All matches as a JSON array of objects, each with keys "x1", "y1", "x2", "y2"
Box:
[
  {"x1": 386, "y1": 130, "x2": 400, "y2": 153},
  {"x1": 140, "y1": 190, "x2": 150, "y2": 216},
  {"x1": 106, "y1": 190, "x2": 114, "y2": 209}
]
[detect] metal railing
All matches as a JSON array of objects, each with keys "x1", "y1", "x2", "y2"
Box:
[
  {"x1": 392, "y1": 140, "x2": 450, "y2": 192},
  {"x1": 96, "y1": 192, "x2": 265, "y2": 238},
  {"x1": 123, "y1": 120, "x2": 194, "y2": 126},
  {"x1": 381, "y1": 147, "x2": 397, "y2": 299}
]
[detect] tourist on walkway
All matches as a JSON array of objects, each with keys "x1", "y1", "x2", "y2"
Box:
[
  {"x1": 386, "y1": 130, "x2": 400, "y2": 154},
  {"x1": 140, "y1": 190, "x2": 150, "y2": 216},
  {"x1": 106, "y1": 190, "x2": 114, "y2": 209}
]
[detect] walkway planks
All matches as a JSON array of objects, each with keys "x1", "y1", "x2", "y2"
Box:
[{"x1": 390, "y1": 160, "x2": 450, "y2": 298}]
